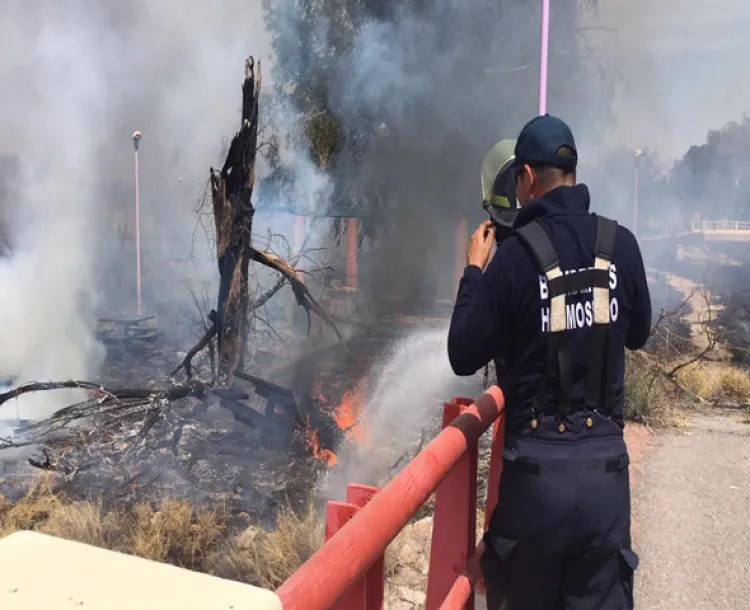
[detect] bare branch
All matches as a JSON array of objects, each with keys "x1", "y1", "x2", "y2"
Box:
[{"x1": 249, "y1": 246, "x2": 346, "y2": 343}]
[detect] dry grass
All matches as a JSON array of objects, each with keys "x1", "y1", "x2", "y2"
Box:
[
  {"x1": 624, "y1": 352, "x2": 674, "y2": 425},
  {"x1": 622, "y1": 353, "x2": 750, "y2": 425},
  {"x1": 0, "y1": 476, "x2": 224, "y2": 571},
  {"x1": 675, "y1": 361, "x2": 750, "y2": 401},
  {"x1": 0, "y1": 476, "x2": 323, "y2": 587},
  {"x1": 208, "y1": 500, "x2": 322, "y2": 588},
  {"x1": 129, "y1": 500, "x2": 224, "y2": 570}
]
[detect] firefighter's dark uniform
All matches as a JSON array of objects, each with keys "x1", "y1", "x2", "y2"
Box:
[{"x1": 448, "y1": 120, "x2": 652, "y2": 609}]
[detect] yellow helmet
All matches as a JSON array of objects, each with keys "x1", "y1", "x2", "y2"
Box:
[
  {"x1": 481, "y1": 139, "x2": 517, "y2": 209},
  {"x1": 481, "y1": 139, "x2": 519, "y2": 240}
]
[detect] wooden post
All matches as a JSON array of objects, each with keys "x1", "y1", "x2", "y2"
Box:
[
  {"x1": 455, "y1": 217, "x2": 468, "y2": 290},
  {"x1": 347, "y1": 217, "x2": 358, "y2": 289},
  {"x1": 425, "y1": 399, "x2": 478, "y2": 610}
]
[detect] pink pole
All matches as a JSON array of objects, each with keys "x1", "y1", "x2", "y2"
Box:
[
  {"x1": 538, "y1": 0, "x2": 550, "y2": 115},
  {"x1": 132, "y1": 131, "x2": 142, "y2": 317}
]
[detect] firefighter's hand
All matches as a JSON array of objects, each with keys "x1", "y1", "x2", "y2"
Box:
[{"x1": 467, "y1": 221, "x2": 495, "y2": 270}]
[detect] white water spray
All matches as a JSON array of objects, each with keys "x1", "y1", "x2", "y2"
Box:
[
  {"x1": 365, "y1": 326, "x2": 460, "y2": 444},
  {"x1": 322, "y1": 324, "x2": 483, "y2": 498}
]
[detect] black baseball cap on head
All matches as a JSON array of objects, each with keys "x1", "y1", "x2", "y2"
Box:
[{"x1": 513, "y1": 114, "x2": 578, "y2": 171}]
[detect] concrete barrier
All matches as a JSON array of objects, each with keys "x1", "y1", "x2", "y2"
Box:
[{"x1": 0, "y1": 531, "x2": 282, "y2": 610}]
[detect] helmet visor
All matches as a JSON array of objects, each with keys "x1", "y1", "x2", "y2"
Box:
[{"x1": 487, "y1": 164, "x2": 517, "y2": 209}]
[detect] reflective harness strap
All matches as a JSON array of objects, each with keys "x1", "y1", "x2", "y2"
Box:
[
  {"x1": 514, "y1": 221, "x2": 571, "y2": 416},
  {"x1": 586, "y1": 216, "x2": 618, "y2": 416},
  {"x1": 514, "y1": 215, "x2": 618, "y2": 419}
]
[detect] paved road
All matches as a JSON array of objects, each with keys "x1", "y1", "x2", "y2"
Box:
[
  {"x1": 472, "y1": 411, "x2": 749, "y2": 610},
  {"x1": 633, "y1": 411, "x2": 750, "y2": 609}
]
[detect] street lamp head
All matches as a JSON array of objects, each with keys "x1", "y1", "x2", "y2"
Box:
[
  {"x1": 634, "y1": 147, "x2": 643, "y2": 157},
  {"x1": 132, "y1": 130, "x2": 142, "y2": 151}
]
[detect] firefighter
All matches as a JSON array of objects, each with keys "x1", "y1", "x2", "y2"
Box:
[{"x1": 448, "y1": 114, "x2": 652, "y2": 609}]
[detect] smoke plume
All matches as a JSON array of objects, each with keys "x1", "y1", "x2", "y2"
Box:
[
  {"x1": 264, "y1": 0, "x2": 603, "y2": 306},
  {"x1": 0, "y1": 1, "x2": 274, "y2": 419}
]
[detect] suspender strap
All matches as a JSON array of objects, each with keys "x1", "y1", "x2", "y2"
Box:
[
  {"x1": 585, "y1": 216, "x2": 618, "y2": 414},
  {"x1": 515, "y1": 221, "x2": 572, "y2": 414},
  {"x1": 516, "y1": 216, "x2": 619, "y2": 419}
]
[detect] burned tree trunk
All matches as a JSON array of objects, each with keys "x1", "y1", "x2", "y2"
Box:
[
  {"x1": 171, "y1": 56, "x2": 350, "y2": 384},
  {"x1": 210, "y1": 57, "x2": 262, "y2": 387}
]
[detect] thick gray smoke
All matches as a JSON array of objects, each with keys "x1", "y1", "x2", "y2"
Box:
[
  {"x1": 1, "y1": 0, "x2": 745, "y2": 427},
  {"x1": 261, "y1": 0, "x2": 750, "y2": 489},
  {"x1": 0, "y1": 1, "x2": 274, "y2": 419},
  {"x1": 259, "y1": 0, "x2": 608, "y2": 488},
  {"x1": 0, "y1": 5, "x2": 111, "y2": 418},
  {"x1": 579, "y1": 0, "x2": 750, "y2": 231},
  {"x1": 265, "y1": 0, "x2": 605, "y2": 306}
]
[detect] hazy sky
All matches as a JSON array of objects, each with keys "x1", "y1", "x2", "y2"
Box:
[{"x1": 588, "y1": 0, "x2": 750, "y2": 160}]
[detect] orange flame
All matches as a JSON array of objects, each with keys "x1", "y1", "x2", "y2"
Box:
[
  {"x1": 305, "y1": 424, "x2": 338, "y2": 467},
  {"x1": 333, "y1": 380, "x2": 369, "y2": 446},
  {"x1": 301, "y1": 377, "x2": 369, "y2": 468}
]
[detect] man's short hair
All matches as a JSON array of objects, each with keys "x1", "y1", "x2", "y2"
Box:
[
  {"x1": 530, "y1": 145, "x2": 577, "y2": 187},
  {"x1": 513, "y1": 114, "x2": 578, "y2": 173}
]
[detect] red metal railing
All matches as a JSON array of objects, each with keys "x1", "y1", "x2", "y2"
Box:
[{"x1": 276, "y1": 385, "x2": 506, "y2": 610}]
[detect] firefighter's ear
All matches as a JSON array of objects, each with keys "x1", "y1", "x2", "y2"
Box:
[
  {"x1": 516, "y1": 164, "x2": 534, "y2": 206},
  {"x1": 525, "y1": 164, "x2": 536, "y2": 192}
]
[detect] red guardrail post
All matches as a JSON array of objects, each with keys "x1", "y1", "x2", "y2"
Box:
[
  {"x1": 276, "y1": 386, "x2": 504, "y2": 610},
  {"x1": 438, "y1": 574, "x2": 474, "y2": 610},
  {"x1": 326, "y1": 502, "x2": 366, "y2": 610},
  {"x1": 425, "y1": 398, "x2": 478, "y2": 610},
  {"x1": 347, "y1": 484, "x2": 385, "y2": 610}
]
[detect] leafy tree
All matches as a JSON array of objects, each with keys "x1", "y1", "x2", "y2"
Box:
[{"x1": 670, "y1": 118, "x2": 750, "y2": 221}]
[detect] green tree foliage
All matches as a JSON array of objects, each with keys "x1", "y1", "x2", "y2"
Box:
[{"x1": 670, "y1": 118, "x2": 750, "y2": 221}]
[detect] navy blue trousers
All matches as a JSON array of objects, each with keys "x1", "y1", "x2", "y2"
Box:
[{"x1": 482, "y1": 412, "x2": 638, "y2": 610}]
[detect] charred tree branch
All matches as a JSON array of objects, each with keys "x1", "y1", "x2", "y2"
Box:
[
  {"x1": 249, "y1": 246, "x2": 345, "y2": 342},
  {"x1": 171, "y1": 310, "x2": 218, "y2": 378}
]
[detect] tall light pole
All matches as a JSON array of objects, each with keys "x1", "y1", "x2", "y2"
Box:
[
  {"x1": 132, "y1": 130, "x2": 143, "y2": 317},
  {"x1": 538, "y1": 0, "x2": 550, "y2": 115},
  {"x1": 634, "y1": 148, "x2": 643, "y2": 238}
]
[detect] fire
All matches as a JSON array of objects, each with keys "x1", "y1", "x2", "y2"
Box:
[
  {"x1": 333, "y1": 380, "x2": 369, "y2": 446},
  {"x1": 300, "y1": 377, "x2": 369, "y2": 467},
  {"x1": 333, "y1": 391, "x2": 365, "y2": 443},
  {"x1": 306, "y1": 426, "x2": 337, "y2": 467}
]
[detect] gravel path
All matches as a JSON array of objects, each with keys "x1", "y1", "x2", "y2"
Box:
[{"x1": 633, "y1": 410, "x2": 750, "y2": 609}]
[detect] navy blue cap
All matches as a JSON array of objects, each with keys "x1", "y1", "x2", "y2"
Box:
[{"x1": 514, "y1": 114, "x2": 577, "y2": 171}]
